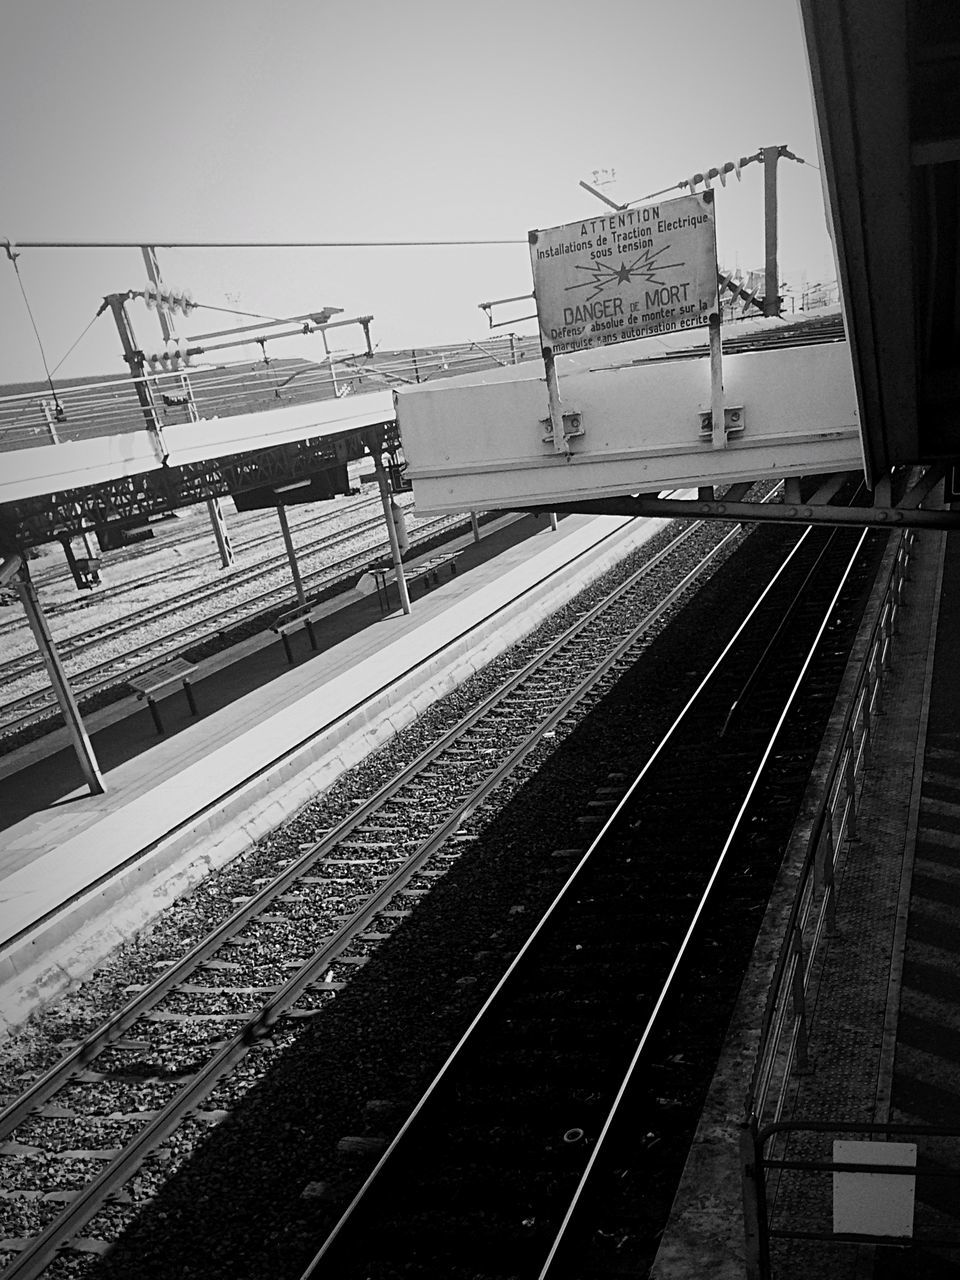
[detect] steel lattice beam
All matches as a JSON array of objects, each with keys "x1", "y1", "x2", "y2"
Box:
[{"x1": 0, "y1": 425, "x2": 393, "y2": 549}]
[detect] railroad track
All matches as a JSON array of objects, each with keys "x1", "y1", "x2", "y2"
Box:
[
  {"x1": 0, "y1": 509, "x2": 473, "y2": 741},
  {"x1": 299, "y1": 522, "x2": 888, "y2": 1279},
  {"x1": 0, "y1": 493, "x2": 388, "y2": 627},
  {"x1": 0, "y1": 516, "x2": 742, "y2": 1277}
]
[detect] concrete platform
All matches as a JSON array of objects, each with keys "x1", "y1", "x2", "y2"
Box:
[
  {"x1": 654, "y1": 527, "x2": 960, "y2": 1278},
  {"x1": 0, "y1": 509, "x2": 672, "y2": 1033}
]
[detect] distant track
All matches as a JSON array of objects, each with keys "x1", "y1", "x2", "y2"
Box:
[
  {"x1": 0, "y1": 509, "x2": 474, "y2": 742},
  {"x1": 0, "y1": 493, "x2": 387, "y2": 632}
]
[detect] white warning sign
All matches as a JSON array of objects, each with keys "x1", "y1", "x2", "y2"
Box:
[{"x1": 529, "y1": 191, "x2": 719, "y2": 355}]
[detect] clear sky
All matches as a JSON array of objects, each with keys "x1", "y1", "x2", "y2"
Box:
[{"x1": 0, "y1": 0, "x2": 835, "y2": 387}]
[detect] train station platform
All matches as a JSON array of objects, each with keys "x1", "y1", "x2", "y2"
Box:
[
  {"x1": 655, "y1": 526, "x2": 960, "y2": 1279},
  {"x1": 0, "y1": 508, "x2": 668, "y2": 1034}
]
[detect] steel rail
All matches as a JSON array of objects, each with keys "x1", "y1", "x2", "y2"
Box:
[
  {"x1": 0, "y1": 516, "x2": 712, "y2": 1135},
  {"x1": 0, "y1": 519, "x2": 741, "y2": 1274},
  {"x1": 0, "y1": 507, "x2": 388, "y2": 666},
  {"x1": 0, "y1": 492, "x2": 388, "y2": 626},
  {"x1": 300, "y1": 522, "x2": 862, "y2": 1276},
  {"x1": 537, "y1": 527, "x2": 870, "y2": 1275},
  {"x1": 0, "y1": 513, "x2": 467, "y2": 734},
  {"x1": 0, "y1": 509, "x2": 437, "y2": 686}
]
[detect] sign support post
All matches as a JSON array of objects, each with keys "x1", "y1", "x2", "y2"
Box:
[
  {"x1": 15, "y1": 568, "x2": 105, "y2": 796},
  {"x1": 709, "y1": 312, "x2": 725, "y2": 450},
  {"x1": 543, "y1": 347, "x2": 570, "y2": 455}
]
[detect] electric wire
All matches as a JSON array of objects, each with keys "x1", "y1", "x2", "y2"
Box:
[
  {"x1": 4, "y1": 247, "x2": 65, "y2": 415},
  {"x1": 49, "y1": 309, "x2": 107, "y2": 377},
  {"x1": 6, "y1": 238, "x2": 526, "y2": 249}
]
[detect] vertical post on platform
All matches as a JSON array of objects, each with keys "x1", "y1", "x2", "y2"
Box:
[
  {"x1": 543, "y1": 346, "x2": 569, "y2": 454},
  {"x1": 709, "y1": 312, "x2": 725, "y2": 450},
  {"x1": 470, "y1": 511, "x2": 481, "y2": 543},
  {"x1": 72, "y1": 507, "x2": 96, "y2": 559},
  {"x1": 15, "y1": 569, "x2": 105, "y2": 796},
  {"x1": 509, "y1": 333, "x2": 518, "y2": 365},
  {"x1": 321, "y1": 328, "x2": 339, "y2": 398},
  {"x1": 549, "y1": 513, "x2": 558, "y2": 531},
  {"x1": 106, "y1": 292, "x2": 168, "y2": 464},
  {"x1": 206, "y1": 497, "x2": 234, "y2": 568},
  {"x1": 373, "y1": 454, "x2": 411, "y2": 615},
  {"x1": 276, "y1": 504, "x2": 307, "y2": 609},
  {"x1": 762, "y1": 146, "x2": 781, "y2": 318}
]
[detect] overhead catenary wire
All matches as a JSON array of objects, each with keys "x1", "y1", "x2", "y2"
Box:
[
  {"x1": 3, "y1": 238, "x2": 526, "y2": 249},
  {"x1": 3, "y1": 240, "x2": 66, "y2": 416}
]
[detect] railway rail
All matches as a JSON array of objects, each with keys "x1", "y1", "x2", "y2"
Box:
[
  {"x1": 0, "y1": 493, "x2": 389, "y2": 632},
  {"x1": 300, "y1": 522, "x2": 887, "y2": 1279},
  {"x1": 0, "y1": 507, "x2": 476, "y2": 742},
  {"x1": 0, "y1": 516, "x2": 743, "y2": 1277},
  {"x1": 0, "y1": 503, "x2": 889, "y2": 1280}
]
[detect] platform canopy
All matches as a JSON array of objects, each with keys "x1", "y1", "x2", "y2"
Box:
[{"x1": 0, "y1": 390, "x2": 399, "y2": 551}]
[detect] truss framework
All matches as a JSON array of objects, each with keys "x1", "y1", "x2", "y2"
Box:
[{"x1": 0, "y1": 424, "x2": 396, "y2": 550}]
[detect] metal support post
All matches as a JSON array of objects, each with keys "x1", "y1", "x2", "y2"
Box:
[
  {"x1": 844, "y1": 729, "x2": 859, "y2": 841},
  {"x1": 321, "y1": 329, "x2": 339, "y2": 398},
  {"x1": 373, "y1": 455, "x2": 411, "y2": 615},
  {"x1": 762, "y1": 146, "x2": 781, "y2": 318},
  {"x1": 549, "y1": 513, "x2": 558, "y2": 531},
  {"x1": 791, "y1": 924, "x2": 811, "y2": 1073},
  {"x1": 41, "y1": 400, "x2": 60, "y2": 444},
  {"x1": 741, "y1": 1116, "x2": 770, "y2": 1280},
  {"x1": 206, "y1": 497, "x2": 234, "y2": 568},
  {"x1": 822, "y1": 814, "x2": 838, "y2": 937},
  {"x1": 709, "y1": 313, "x2": 725, "y2": 450},
  {"x1": 105, "y1": 292, "x2": 169, "y2": 463},
  {"x1": 469, "y1": 511, "x2": 481, "y2": 543},
  {"x1": 74, "y1": 507, "x2": 96, "y2": 559},
  {"x1": 276, "y1": 505, "x2": 307, "y2": 608},
  {"x1": 15, "y1": 571, "x2": 105, "y2": 795},
  {"x1": 543, "y1": 346, "x2": 570, "y2": 454},
  {"x1": 143, "y1": 247, "x2": 234, "y2": 563}
]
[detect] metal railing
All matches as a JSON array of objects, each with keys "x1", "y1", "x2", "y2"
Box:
[
  {"x1": 741, "y1": 529, "x2": 917, "y2": 1276},
  {"x1": 746, "y1": 1118, "x2": 960, "y2": 1274},
  {"x1": 0, "y1": 334, "x2": 543, "y2": 452}
]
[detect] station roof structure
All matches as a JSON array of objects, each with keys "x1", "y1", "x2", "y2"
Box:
[
  {"x1": 0, "y1": 336, "x2": 539, "y2": 553},
  {"x1": 800, "y1": 0, "x2": 960, "y2": 489}
]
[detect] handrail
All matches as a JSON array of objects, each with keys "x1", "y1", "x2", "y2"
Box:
[
  {"x1": 745, "y1": 529, "x2": 913, "y2": 1125},
  {"x1": 741, "y1": 530, "x2": 915, "y2": 1275}
]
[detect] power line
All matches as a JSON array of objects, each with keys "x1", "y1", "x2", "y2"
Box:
[
  {"x1": 4, "y1": 238, "x2": 526, "y2": 249},
  {"x1": 49, "y1": 308, "x2": 107, "y2": 377},
  {"x1": 3, "y1": 240, "x2": 65, "y2": 415}
]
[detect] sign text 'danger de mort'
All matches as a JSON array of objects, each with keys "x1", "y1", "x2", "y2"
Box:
[{"x1": 529, "y1": 191, "x2": 719, "y2": 355}]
